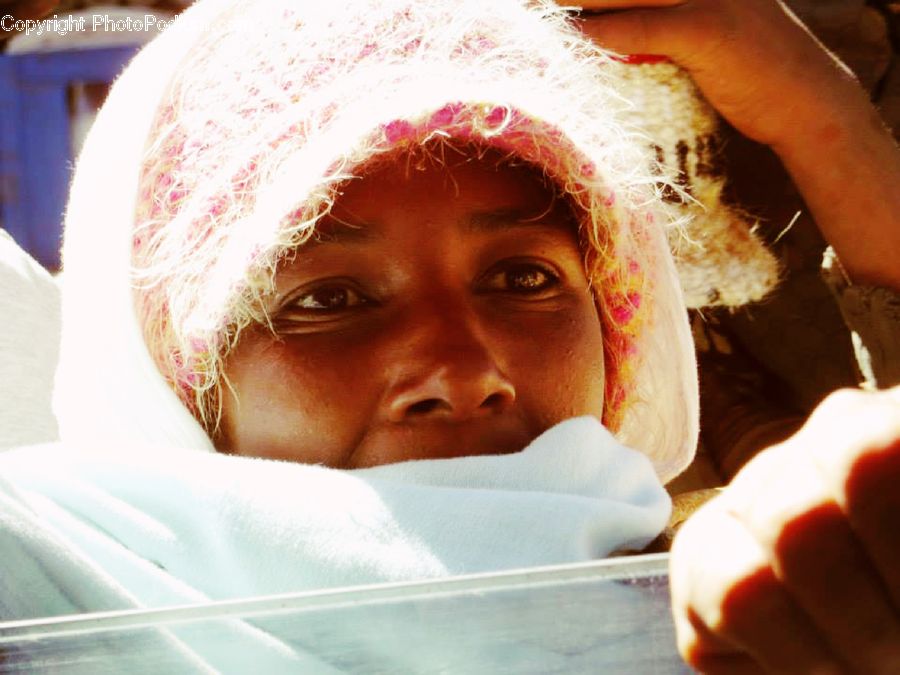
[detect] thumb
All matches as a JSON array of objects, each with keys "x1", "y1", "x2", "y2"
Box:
[{"x1": 578, "y1": 7, "x2": 715, "y2": 69}]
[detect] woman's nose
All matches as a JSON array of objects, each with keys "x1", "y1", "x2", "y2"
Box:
[{"x1": 382, "y1": 310, "x2": 516, "y2": 423}]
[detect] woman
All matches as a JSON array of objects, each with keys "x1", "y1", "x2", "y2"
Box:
[{"x1": 3, "y1": 0, "x2": 695, "y2": 624}]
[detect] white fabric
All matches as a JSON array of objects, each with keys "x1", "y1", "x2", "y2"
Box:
[
  {"x1": 52, "y1": 0, "x2": 222, "y2": 454},
  {"x1": 0, "y1": 416, "x2": 669, "y2": 624},
  {"x1": 0, "y1": 230, "x2": 60, "y2": 450}
]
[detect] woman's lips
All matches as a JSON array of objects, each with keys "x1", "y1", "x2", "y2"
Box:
[{"x1": 348, "y1": 419, "x2": 535, "y2": 468}]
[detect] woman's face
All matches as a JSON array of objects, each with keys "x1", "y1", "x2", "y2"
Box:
[{"x1": 218, "y1": 153, "x2": 606, "y2": 467}]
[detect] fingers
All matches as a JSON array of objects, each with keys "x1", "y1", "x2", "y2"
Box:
[
  {"x1": 575, "y1": 7, "x2": 676, "y2": 57},
  {"x1": 672, "y1": 497, "x2": 843, "y2": 674},
  {"x1": 729, "y1": 407, "x2": 900, "y2": 674},
  {"x1": 560, "y1": 0, "x2": 851, "y2": 145},
  {"x1": 673, "y1": 388, "x2": 900, "y2": 674},
  {"x1": 735, "y1": 493, "x2": 900, "y2": 672},
  {"x1": 572, "y1": 3, "x2": 729, "y2": 71},
  {"x1": 810, "y1": 389, "x2": 900, "y2": 613},
  {"x1": 844, "y1": 443, "x2": 900, "y2": 610}
]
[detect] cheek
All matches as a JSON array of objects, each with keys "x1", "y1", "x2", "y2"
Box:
[
  {"x1": 220, "y1": 333, "x2": 380, "y2": 464},
  {"x1": 569, "y1": 316, "x2": 606, "y2": 413},
  {"x1": 504, "y1": 304, "x2": 605, "y2": 426}
]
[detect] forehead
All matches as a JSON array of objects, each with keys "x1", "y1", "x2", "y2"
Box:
[
  {"x1": 316, "y1": 148, "x2": 580, "y2": 241},
  {"x1": 267, "y1": 149, "x2": 586, "y2": 300}
]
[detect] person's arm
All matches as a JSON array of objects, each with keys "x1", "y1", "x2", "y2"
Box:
[
  {"x1": 774, "y1": 84, "x2": 900, "y2": 290},
  {"x1": 566, "y1": 0, "x2": 900, "y2": 290}
]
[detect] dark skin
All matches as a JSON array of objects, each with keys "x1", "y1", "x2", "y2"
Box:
[{"x1": 219, "y1": 155, "x2": 606, "y2": 468}]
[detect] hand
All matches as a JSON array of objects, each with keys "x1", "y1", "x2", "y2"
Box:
[
  {"x1": 562, "y1": 0, "x2": 900, "y2": 289},
  {"x1": 669, "y1": 387, "x2": 900, "y2": 674},
  {"x1": 560, "y1": 0, "x2": 860, "y2": 149}
]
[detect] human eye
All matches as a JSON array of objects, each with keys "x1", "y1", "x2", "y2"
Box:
[
  {"x1": 276, "y1": 279, "x2": 371, "y2": 325},
  {"x1": 295, "y1": 285, "x2": 366, "y2": 311},
  {"x1": 478, "y1": 259, "x2": 561, "y2": 296}
]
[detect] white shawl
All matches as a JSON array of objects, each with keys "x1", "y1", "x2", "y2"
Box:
[{"x1": 0, "y1": 418, "x2": 667, "y2": 623}]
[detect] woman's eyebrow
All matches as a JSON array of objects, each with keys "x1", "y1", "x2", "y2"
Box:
[
  {"x1": 305, "y1": 206, "x2": 576, "y2": 246},
  {"x1": 308, "y1": 219, "x2": 378, "y2": 246},
  {"x1": 465, "y1": 207, "x2": 574, "y2": 233}
]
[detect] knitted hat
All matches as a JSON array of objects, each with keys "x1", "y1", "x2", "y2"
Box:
[
  {"x1": 56, "y1": 0, "x2": 698, "y2": 483},
  {"x1": 612, "y1": 57, "x2": 780, "y2": 307}
]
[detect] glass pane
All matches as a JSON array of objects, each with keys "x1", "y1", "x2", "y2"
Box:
[{"x1": 0, "y1": 554, "x2": 689, "y2": 674}]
